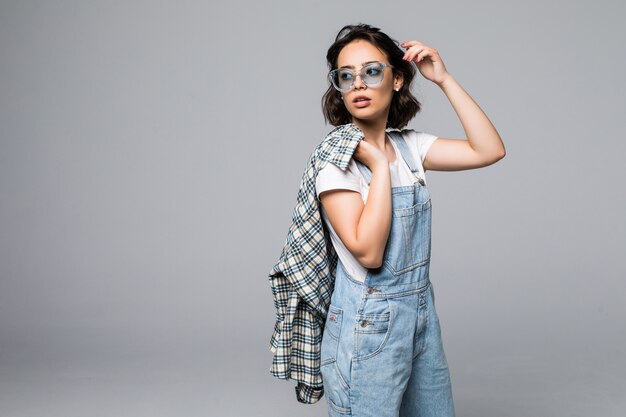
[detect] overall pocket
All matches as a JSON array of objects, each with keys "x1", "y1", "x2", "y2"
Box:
[
  {"x1": 321, "y1": 304, "x2": 343, "y2": 365},
  {"x1": 383, "y1": 197, "x2": 432, "y2": 275},
  {"x1": 320, "y1": 304, "x2": 352, "y2": 415},
  {"x1": 321, "y1": 363, "x2": 352, "y2": 415},
  {"x1": 354, "y1": 297, "x2": 392, "y2": 361}
]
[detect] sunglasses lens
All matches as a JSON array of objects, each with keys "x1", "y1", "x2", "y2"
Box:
[
  {"x1": 330, "y1": 69, "x2": 353, "y2": 92},
  {"x1": 362, "y1": 63, "x2": 385, "y2": 86}
]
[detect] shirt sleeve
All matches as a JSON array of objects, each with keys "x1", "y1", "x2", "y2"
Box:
[
  {"x1": 315, "y1": 162, "x2": 361, "y2": 199},
  {"x1": 413, "y1": 131, "x2": 438, "y2": 163}
]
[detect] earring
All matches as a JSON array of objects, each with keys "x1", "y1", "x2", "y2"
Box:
[{"x1": 394, "y1": 87, "x2": 400, "y2": 92}]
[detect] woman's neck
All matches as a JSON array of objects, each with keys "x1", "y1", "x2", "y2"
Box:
[{"x1": 352, "y1": 118, "x2": 389, "y2": 148}]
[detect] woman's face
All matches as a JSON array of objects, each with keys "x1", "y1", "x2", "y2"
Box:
[{"x1": 336, "y1": 39, "x2": 402, "y2": 124}]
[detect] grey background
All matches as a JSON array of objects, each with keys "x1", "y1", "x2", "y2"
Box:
[{"x1": 1, "y1": 1, "x2": 624, "y2": 416}]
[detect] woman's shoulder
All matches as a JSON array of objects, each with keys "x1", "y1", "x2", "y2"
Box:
[
  {"x1": 318, "y1": 158, "x2": 361, "y2": 180},
  {"x1": 389, "y1": 128, "x2": 438, "y2": 163},
  {"x1": 316, "y1": 159, "x2": 363, "y2": 198},
  {"x1": 390, "y1": 128, "x2": 438, "y2": 143}
]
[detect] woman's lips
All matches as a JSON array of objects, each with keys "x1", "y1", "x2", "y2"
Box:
[{"x1": 353, "y1": 99, "x2": 371, "y2": 108}]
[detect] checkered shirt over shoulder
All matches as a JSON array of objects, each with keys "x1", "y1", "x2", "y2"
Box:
[{"x1": 268, "y1": 123, "x2": 365, "y2": 404}]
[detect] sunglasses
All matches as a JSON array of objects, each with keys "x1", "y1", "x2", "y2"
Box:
[{"x1": 328, "y1": 61, "x2": 392, "y2": 93}]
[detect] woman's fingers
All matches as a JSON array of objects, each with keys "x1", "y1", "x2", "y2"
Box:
[
  {"x1": 401, "y1": 40, "x2": 424, "y2": 61},
  {"x1": 414, "y1": 49, "x2": 430, "y2": 62},
  {"x1": 401, "y1": 40, "x2": 447, "y2": 84},
  {"x1": 403, "y1": 44, "x2": 439, "y2": 63},
  {"x1": 355, "y1": 139, "x2": 388, "y2": 167},
  {"x1": 403, "y1": 45, "x2": 425, "y2": 61},
  {"x1": 401, "y1": 40, "x2": 423, "y2": 48}
]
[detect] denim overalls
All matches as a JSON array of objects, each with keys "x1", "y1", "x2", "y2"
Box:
[{"x1": 320, "y1": 131, "x2": 456, "y2": 417}]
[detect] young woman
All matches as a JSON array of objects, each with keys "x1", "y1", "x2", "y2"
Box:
[{"x1": 316, "y1": 24, "x2": 505, "y2": 417}]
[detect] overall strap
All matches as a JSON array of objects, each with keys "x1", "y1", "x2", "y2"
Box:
[
  {"x1": 356, "y1": 130, "x2": 420, "y2": 185},
  {"x1": 389, "y1": 130, "x2": 419, "y2": 173}
]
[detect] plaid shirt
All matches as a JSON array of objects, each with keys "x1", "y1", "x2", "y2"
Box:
[{"x1": 268, "y1": 123, "x2": 365, "y2": 404}]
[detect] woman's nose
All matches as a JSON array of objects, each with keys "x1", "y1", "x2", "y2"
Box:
[{"x1": 352, "y1": 73, "x2": 366, "y2": 90}]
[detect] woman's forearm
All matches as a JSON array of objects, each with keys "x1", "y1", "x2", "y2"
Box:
[
  {"x1": 438, "y1": 74, "x2": 505, "y2": 159},
  {"x1": 355, "y1": 161, "x2": 392, "y2": 268}
]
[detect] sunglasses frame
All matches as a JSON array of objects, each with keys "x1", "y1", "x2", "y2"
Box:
[{"x1": 328, "y1": 61, "x2": 393, "y2": 93}]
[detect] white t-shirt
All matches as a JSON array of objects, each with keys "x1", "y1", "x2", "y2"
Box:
[{"x1": 315, "y1": 129, "x2": 438, "y2": 282}]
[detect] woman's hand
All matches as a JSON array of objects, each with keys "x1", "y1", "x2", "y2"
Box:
[
  {"x1": 353, "y1": 139, "x2": 388, "y2": 171},
  {"x1": 400, "y1": 41, "x2": 450, "y2": 86}
]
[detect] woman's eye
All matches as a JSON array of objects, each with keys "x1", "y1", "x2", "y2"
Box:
[
  {"x1": 339, "y1": 72, "x2": 353, "y2": 80},
  {"x1": 366, "y1": 68, "x2": 381, "y2": 76}
]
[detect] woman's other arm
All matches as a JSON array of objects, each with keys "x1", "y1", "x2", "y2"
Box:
[
  {"x1": 401, "y1": 41, "x2": 506, "y2": 171},
  {"x1": 319, "y1": 142, "x2": 391, "y2": 269}
]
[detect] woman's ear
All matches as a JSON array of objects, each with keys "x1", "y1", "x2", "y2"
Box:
[{"x1": 394, "y1": 72, "x2": 404, "y2": 91}]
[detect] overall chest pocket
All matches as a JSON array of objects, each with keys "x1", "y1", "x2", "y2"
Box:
[{"x1": 382, "y1": 186, "x2": 432, "y2": 275}]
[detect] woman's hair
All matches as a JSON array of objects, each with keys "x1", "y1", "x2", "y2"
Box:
[{"x1": 321, "y1": 23, "x2": 422, "y2": 129}]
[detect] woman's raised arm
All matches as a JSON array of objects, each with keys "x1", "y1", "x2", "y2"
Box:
[{"x1": 401, "y1": 41, "x2": 506, "y2": 171}]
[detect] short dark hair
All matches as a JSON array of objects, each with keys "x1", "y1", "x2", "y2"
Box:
[{"x1": 321, "y1": 23, "x2": 422, "y2": 129}]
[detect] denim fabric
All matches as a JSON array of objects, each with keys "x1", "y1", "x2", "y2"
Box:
[{"x1": 319, "y1": 132, "x2": 455, "y2": 417}]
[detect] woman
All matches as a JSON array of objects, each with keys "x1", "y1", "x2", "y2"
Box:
[{"x1": 316, "y1": 24, "x2": 505, "y2": 417}]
